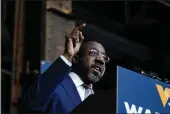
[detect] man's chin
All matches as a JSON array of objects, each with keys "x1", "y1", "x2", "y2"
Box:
[{"x1": 88, "y1": 72, "x2": 100, "y2": 83}]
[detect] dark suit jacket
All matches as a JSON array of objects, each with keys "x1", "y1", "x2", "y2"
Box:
[
  {"x1": 71, "y1": 88, "x2": 116, "y2": 113},
  {"x1": 22, "y1": 57, "x2": 82, "y2": 114}
]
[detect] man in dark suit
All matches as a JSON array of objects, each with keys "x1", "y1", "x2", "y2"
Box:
[{"x1": 23, "y1": 23, "x2": 110, "y2": 114}]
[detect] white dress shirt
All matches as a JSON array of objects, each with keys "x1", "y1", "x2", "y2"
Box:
[{"x1": 60, "y1": 55, "x2": 94, "y2": 101}]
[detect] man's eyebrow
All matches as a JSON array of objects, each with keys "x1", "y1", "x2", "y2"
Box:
[
  {"x1": 89, "y1": 47, "x2": 97, "y2": 50},
  {"x1": 100, "y1": 50, "x2": 106, "y2": 55},
  {"x1": 101, "y1": 52, "x2": 106, "y2": 56},
  {"x1": 90, "y1": 47, "x2": 106, "y2": 55}
]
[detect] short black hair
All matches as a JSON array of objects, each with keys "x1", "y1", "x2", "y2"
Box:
[{"x1": 77, "y1": 40, "x2": 95, "y2": 57}]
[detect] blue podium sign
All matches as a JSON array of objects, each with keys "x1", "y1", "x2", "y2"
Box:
[{"x1": 117, "y1": 66, "x2": 170, "y2": 114}]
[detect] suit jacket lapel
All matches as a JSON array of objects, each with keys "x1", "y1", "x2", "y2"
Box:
[{"x1": 61, "y1": 75, "x2": 82, "y2": 106}]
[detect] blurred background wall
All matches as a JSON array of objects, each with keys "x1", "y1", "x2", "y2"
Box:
[{"x1": 1, "y1": 0, "x2": 170, "y2": 114}]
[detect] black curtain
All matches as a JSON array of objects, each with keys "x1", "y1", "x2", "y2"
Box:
[{"x1": 2, "y1": 0, "x2": 14, "y2": 114}]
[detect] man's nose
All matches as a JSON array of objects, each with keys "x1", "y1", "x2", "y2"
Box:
[{"x1": 95, "y1": 55, "x2": 105, "y2": 65}]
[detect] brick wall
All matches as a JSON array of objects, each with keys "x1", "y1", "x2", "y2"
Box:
[{"x1": 44, "y1": 11, "x2": 75, "y2": 62}]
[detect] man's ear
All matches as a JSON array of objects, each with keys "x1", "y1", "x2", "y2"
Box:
[{"x1": 72, "y1": 55, "x2": 79, "y2": 64}]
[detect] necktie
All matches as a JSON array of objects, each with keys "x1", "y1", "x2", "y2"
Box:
[{"x1": 83, "y1": 84, "x2": 94, "y2": 99}]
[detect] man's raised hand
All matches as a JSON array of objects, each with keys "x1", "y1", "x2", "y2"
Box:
[{"x1": 63, "y1": 23, "x2": 86, "y2": 62}]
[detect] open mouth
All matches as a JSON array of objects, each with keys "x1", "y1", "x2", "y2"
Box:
[{"x1": 90, "y1": 65, "x2": 102, "y2": 75}]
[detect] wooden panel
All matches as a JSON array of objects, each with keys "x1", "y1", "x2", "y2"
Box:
[{"x1": 11, "y1": 0, "x2": 25, "y2": 114}]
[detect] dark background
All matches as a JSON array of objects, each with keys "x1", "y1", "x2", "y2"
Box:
[
  {"x1": 72, "y1": 1, "x2": 170, "y2": 89},
  {"x1": 4, "y1": 1, "x2": 170, "y2": 86},
  {"x1": 2, "y1": 0, "x2": 170, "y2": 113}
]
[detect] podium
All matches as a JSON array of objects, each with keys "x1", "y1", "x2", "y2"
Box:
[
  {"x1": 71, "y1": 66, "x2": 170, "y2": 113},
  {"x1": 117, "y1": 66, "x2": 170, "y2": 113}
]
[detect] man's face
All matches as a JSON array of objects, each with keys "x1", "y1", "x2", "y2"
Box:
[{"x1": 79, "y1": 41, "x2": 109, "y2": 83}]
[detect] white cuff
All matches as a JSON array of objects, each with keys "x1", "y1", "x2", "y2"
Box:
[{"x1": 60, "y1": 55, "x2": 72, "y2": 67}]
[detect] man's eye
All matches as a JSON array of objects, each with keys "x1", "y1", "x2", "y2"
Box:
[
  {"x1": 89, "y1": 50, "x2": 98, "y2": 55},
  {"x1": 91, "y1": 51, "x2": 97, "y2": 55}
]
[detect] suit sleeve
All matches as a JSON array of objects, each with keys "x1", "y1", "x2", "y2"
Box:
[{"x1": 24, "y1": 56, "x2": 72, "y2": 112}]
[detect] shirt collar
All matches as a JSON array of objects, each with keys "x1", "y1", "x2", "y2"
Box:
[
  {"x1": 69, "y1": 72, "x2": 84, "y2": 87},
  {"x1": 69, "y1": 72, "x2": 93, "y2": 88}
]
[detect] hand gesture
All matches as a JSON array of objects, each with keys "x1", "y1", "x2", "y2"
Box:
[{"x1": 63, "y1": 23, "x2": 86, "y2": 62}]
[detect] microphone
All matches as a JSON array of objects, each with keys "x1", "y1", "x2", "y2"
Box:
[
  {"x1": 147, "y1": 71, "x2": 163, "y2": 81},
  {"x1": 132, "y1": 67, "x2": 148, "y2": 76},
  {"x1": 163, "y1": 78, "x2": 170, "y2": 84}
]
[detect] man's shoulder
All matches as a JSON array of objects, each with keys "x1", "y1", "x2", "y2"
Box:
[
  {"x1": 58, "y1": 74, "x2": 73, "y2": 87},
  {"x1": 54, "y1": 75, "x2": 74, "y2": 95}
]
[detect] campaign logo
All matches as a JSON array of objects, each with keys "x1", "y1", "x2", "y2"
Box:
[{"x1": 156, "y1": 84, "x2": 170, "y2": 107}]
